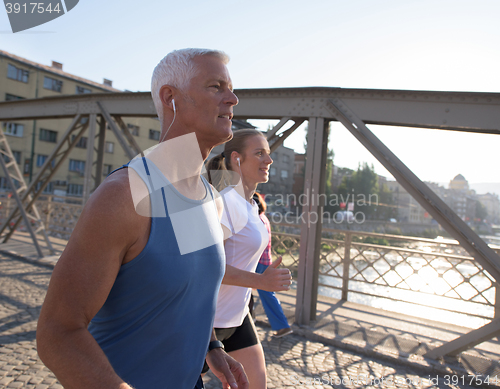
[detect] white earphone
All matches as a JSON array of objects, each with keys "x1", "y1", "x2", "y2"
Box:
[
  {"x1": 237, "y1": 157, "x2": 240, "y2": 166},
  {"x1": 160, "y1": 98, "x2": 177, "y2": 143}
]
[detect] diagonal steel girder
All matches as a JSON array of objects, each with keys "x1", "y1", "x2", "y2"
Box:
[
  {"x1": 0, "y1": 151, "x2": 44, "y2": 257},
  {"x1": 424, "y1": 317, "x2": 500, "y2": 358},
  {"x1": 0, "y1": 125, "x2": 55, "y2": 255},
  {"x1": 267, "y1": 118, "x2": 306, "y2": 153},
  {"x1": 96, "y1": 102, "x2": 141, "y2": 160},
  {"x1": 0, "y1": 115, "x2": 89, "y2": 242},
  {"x1": 326, "y1": 98, "x2": 500, "y2": 357}
]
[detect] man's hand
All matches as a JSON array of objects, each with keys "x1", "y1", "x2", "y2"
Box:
[
  {"x1": 206, "y1": 348, "x2": 249, "y2": 389},
  {"x1": 259, "y1": 256, "x2": 292, "y2": 292}
]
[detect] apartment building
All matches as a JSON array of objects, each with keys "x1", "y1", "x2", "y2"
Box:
[
  {"x1": 259, "y1": 144, "x2": 295, "y2": 200},
  {"x1": 0, "y1": 50, "x2": 162, "y2": 196},
  {"x1": 386, "y1": 175, "x2": 500, "y2": 225},
  {"x1": 476, "y1": 193, "x2": 500, "y2": 224}
]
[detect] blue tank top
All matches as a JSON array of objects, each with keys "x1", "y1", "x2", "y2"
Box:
[{"x1": 88, "y1": 157, "x2": 225, "y2": 389}]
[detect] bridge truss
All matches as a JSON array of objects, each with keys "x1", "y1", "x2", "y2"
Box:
[{"x1": 0, "y1": 87, "x2": 499, "y2": 358}]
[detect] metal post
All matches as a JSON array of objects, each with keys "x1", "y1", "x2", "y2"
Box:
[
  {"x1": 93, "y1": 116, "x2": 106, "y2": 190},
  {"x1": 45, "y1": 195, "x2": 52, "y2": 232},
  {"x1": 82, "y1": 114, "x2": 97, "y2": 205},
  {"x1": 495, "y1": 284, "x2": 500, "y2": 319},
  {"x1": 295, "y1": 117, "x2": 329, "y2": 325},
  {"x1": 28, "y1": 69, "x2": 39, "y2": 183},
  {"x1": 341, "y1": 231, "x2": 352, "y2": 300}
]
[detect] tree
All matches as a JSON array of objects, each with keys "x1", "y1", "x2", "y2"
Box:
[
  {"x1": 302, "y1": 124, "x2": 335, "y2": 205},
  {"x1": 476, "y1": 200, "x2": 488, "y2": 222},
  {"x1": 336, "y1": 163, "x2": 380, "y2": 219}
]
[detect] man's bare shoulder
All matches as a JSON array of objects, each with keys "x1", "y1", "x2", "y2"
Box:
[
  {"x1": 63, "y1": 168, "x2": 150, "y2": 265},
  {"x1": 81, "y1": 168, "x2": 148, "y2": 226},
  {"x1": 87, "y1": 169, "x2": 133, "y2": 211}
]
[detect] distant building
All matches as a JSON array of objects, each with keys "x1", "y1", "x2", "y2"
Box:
[
  {"x1": 449, "y1": 174, "x2": 469, "y2": 191},
  {"x1": 291, "y1": 153, "x2": 305, "y2": 202},
  {"x1": 259, "y1": 142, "x2": 295, "y2": 202},
  {"x1": 444, "y1": 174, "x2": 476, "y2": 221},
  {"x1": 386, "y1": 180, "x2": 433, "y2": 224},
  {"x1": 331, "y1": 166, "x2": 354, "y2": 193},
  {"x1": 385, "y1": 175, "x2": 497, "y2": 225},
  {"x1": 477, "y1": 193, "x2": 500, "y2": 224},
  {"x1": 0, "y1": 49, "x2": 161, "y2": 197}
]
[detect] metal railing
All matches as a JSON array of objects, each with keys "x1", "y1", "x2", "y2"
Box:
[
  {"x1": 0, "y1": 192, "x2": 497, "y2": 328},
  {"x1": 0, "y1": 195, "x2": 83, "y2": 240},
  {"x1": 271, "y1": 224, "x2": 500, "y2": 328}
]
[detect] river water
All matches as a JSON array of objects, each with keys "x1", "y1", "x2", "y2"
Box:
[{"x1": 314, "y1": 234, "x2": 499, "y2": 329}]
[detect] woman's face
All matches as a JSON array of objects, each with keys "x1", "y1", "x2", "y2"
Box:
[{"x1": 237, "y1": 135, "x2": 273, "y2": 185}]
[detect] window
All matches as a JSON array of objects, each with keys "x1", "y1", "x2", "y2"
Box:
[
  {"x1": 39, "y1": 128, "x2": 58, "y2": 143},
  {"x1": 43, "y1": 76, "x2": 63, "y2": 92},
  {"x1": 0, "y1": 177, "x2": 9, "y2": 189},
  {"x1": 282, "y1": 154, "x2": 289, "y2": 163},
  {"x1": 149, "y1": 129, "x2": 160, "y2": 141},
  {"x1": 281, "y1": 170, "x2": 288, "y2": 179},
  {"x1": 72, "y1": 135, "x2": 87, "y2": 148},
  {"x1": 24, "y1": 158, "x2": 30, "y2": 175},
  {"x1": 69, "y1": 159, "x2": 86, "y2": 173},
  {"x1": 76, "y1": 86, "x2": 92, "y2": 94},
  {"x1": 270, "y1": 167, "x2": 276, "y2": 177},
  {"x1": 3, "y1": 122, "x2": 24, "y2": 137},
  {"x1": 7, "y1": 64, "x2": 29, "y2": 83},
  {"x1": 127, "y1": 124, "x2": 140, "y2": 136},
  {"x1": 44, "y1": 182, "x2": 54, "y2": 193},
  {"x1": 37, "y1": 154, "x2": 48, "y2": 167},
  {"x1": 103, "y1": 164, "x2": 112, "y2": 176},
  {"x1": 67, "y1": 184, "x2": 83, "y2": 197},
  {"x1": 5, "y1": 93, "x2": 25, "y2": 101},
  {"x1": 12, "y1": 151, "x2": 21, "y2": 164},
  {"x1": 36, "y1": 154, "x2": 54, "y2": 168},
  {"x1": 36, "y1": 181, "x2": 54, "y2": 194},
  {"x1": 105, "y1": 141, "x2": 114, "y2": 153},
  {"x1": 0, "y1": 177, "x2": 20, "y2": 190}
]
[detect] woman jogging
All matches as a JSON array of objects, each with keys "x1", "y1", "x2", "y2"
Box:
[{"x1": 205, "y1": 129, "x2": 292, "y2": 389}]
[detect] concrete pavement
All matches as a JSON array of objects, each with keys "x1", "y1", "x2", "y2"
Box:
[{"x1": 0, "y1": 251, "x2": 487, "y2": 389}]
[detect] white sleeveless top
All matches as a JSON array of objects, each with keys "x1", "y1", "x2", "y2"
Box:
[{"x1": 214, "y1": 186, "x2": 268, "y2": 328}]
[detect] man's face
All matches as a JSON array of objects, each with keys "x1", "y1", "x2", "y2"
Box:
[{"x1": 176, "y1": 55, "x2": 238, "y2": 147}]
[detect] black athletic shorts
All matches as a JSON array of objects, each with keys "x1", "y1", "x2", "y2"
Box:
[{"x1": 201, "y1": 313, "x2": 259, "y2": 374}]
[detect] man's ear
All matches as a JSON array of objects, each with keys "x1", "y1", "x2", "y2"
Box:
[{"x1": 159, "y1": 85, "x2": 176, "y2": 112}]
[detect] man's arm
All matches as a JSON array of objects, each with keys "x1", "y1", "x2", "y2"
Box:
[{"x1": 37, "y1": 171, "x2": 148, "y2": 389}]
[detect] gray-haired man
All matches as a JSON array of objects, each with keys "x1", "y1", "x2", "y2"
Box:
[{"x1": 37, "y1": 49, "x2": 248, "y2": 389}]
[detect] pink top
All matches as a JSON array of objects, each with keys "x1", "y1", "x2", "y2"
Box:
[{"x1": 258, "y1": 213, "x2": 272, "y2": 266}]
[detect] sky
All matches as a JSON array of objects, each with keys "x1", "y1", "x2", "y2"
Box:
[{"x1": 1, "y1": 0, "x2": 499, "y2": 190}]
